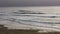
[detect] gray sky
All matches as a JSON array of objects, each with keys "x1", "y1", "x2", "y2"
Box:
[{"x1": 0, "y1": 0, "x2": 60, "y2": 7}]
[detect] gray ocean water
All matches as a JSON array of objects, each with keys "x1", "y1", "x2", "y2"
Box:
[{"x1": 0, "y1": 6, "x2": 60, "y2": 32}]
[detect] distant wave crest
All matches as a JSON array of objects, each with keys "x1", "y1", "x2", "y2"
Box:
[{"x1": 13, "y1": 10, "x2": 45, "y2": 14}]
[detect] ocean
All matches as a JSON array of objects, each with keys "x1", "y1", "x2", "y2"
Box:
[{"x1": 0, "y1": 6, "x2": 60, "y2": 32}]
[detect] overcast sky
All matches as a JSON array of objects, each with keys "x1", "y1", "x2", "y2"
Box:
[{"x1": 0, "y1": 0, "x2": 60, "y2": 7}]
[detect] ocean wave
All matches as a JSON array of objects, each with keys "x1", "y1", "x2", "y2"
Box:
[
  {"x1": 13, "y1": 10, "x2": 45, "y2": 14},
  {"x1": 0, "y1": 9, "x2": 60, "y2": 32}
]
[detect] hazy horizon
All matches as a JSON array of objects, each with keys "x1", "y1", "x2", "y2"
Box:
[{"x1": 0, "y1": 0, "x2": 60, "y2": 7}]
